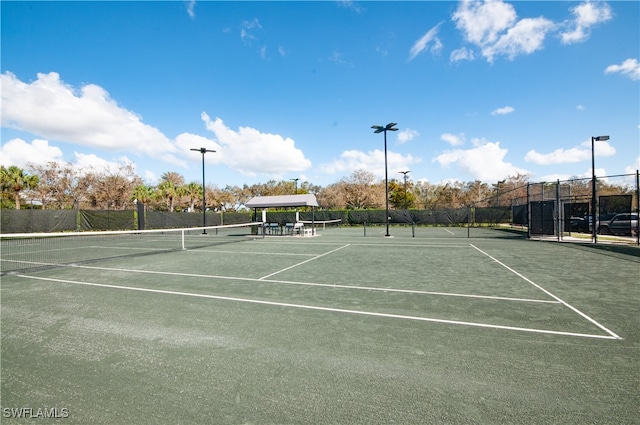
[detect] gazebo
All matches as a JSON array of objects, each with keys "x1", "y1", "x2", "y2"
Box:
[{"x1": 245, "y1": 194, "x2": 319, "y2": 235}]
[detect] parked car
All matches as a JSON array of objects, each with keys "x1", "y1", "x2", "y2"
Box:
[
  {"x1": 597, "y1": 213, "x2": 638, "y2": 236},
  {"x1": 569, "y1": 216, "x2": 590, "y2": 233}
]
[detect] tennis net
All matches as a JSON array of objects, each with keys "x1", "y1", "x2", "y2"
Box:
[
  {"x1": 299, "y1": 219, "x2": 342, "y2": 231},
  {"x1": 0, "y1": 222, "x2": 263, "y2": 275}
]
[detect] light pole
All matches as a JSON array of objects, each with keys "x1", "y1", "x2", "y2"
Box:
[
  {"x1": 190, "y1": 147, "x2": 216, "y2": 234},
  {"x1": 496, "y1": 179, "x2": 505, "y2": 207},
  {"x1": 399, "y1": 170, "x2": 410, "y2": 209},
  {"x1": 591, "y1": 135, "x2": 609, "y2": 243},
  {"x1": 291, "y1": 178, "x2": 299, "y2": 194},
  {"x1": 372, "y1": 122, "x2": 398, "y2": 237}
]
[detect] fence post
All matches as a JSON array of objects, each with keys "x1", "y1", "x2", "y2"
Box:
[
  {"x1": 636, "y1": 170, "x2": 639, "y2": 245},
  {"x1": 556, "y1": 179, "x2": 560, "y2": 241},
  {"x1": 527, "y1": 183, "x2": 531, "y2": 239}
]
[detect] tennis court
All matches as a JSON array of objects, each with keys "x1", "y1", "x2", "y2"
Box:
[{"x1": 1, "y1": 224, "x2": 638, "y2": 423}]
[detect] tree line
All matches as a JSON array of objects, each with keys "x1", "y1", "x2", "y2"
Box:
[{"x1": 1, "y1": 162, "x2": 634, "y2": 212}]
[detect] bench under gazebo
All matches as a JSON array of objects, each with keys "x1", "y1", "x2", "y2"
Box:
[{"x1": 245, "y1": 194, "x2": 319, "y2": 236}]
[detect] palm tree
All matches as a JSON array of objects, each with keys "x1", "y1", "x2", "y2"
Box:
[
  {"x1": 183, "y1": 182, "x2": 203, "y2": 212},
  {"x1": 1, "y1": 165, "x2": 39, "y2": 210},
  {"x1": 131, "y1": 185, "x2": 155, "y2": 210},
  {"x1": 157, "y1": 172, "x2": 185, "y2": 212}
]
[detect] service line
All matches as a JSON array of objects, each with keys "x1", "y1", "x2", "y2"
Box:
[{"x1": 15, "y1": 274, "x2": 618, "y2": 340}]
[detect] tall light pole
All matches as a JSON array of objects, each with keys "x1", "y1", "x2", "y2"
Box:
[
  {"x1": 372, "y1": 122, "x2": 398, "y2": 237},
  {"x1": 591, "y1": 135, "x2": 609, "y2": 243},
  {"x1": 399, "y1": 170, "x2": 410, "y2": 209},
  {"x1": 190, "y1": 147, "x2": 216, "y2": 234},
  {"x1": 291, "y1": 178, "x2": 299, "y2": 194},
  {"x1": 496, "y1": 179, "x2": 506, "y2": 207}
]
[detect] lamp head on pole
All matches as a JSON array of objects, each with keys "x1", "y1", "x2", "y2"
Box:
[
  {"x1": 190, "y1": 147, "x2": 216, "y2": 154},
  {"x1": 371, "y1": 123, "x2": 398, "y2": 133},
  {"x1": 593, "y1": 135, "x2": 609, "y2": 142}
]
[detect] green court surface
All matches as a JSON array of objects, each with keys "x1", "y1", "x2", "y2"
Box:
[{"x1": 1, "y1": 226, "x2": 639, "y2": 424}]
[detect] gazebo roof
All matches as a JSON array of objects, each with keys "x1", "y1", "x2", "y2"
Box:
[{"x1": 245, "y1": 194, "x2": 319, "y2": 208}]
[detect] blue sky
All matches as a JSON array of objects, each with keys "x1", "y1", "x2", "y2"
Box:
[{"x1": 1, "y1": 0, "x2": 638, "y2": 189}]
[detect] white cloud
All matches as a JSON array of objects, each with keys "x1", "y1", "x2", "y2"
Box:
[
  {"x1": 623, "y1": 158, "x2": 640, "y2": 185},
  {"x1": 573, "y1": 167, "x2": 607, "y2": 180},
  {"x1": 440, "y1": 133, "x2": 465, "y2": 146},
  {"x1": 0, "y1": 72, "x2": 316, "y2": 180},
  {"x1": 452, "y1": 0, "x2": 554, "y2": 63},
  {"x1": 525, "y1": 147, "x2": 589, "y2": 165},
  {"x1": 483, "y1": 17, "x2": 554, "y2": 62},
  {"x1": 0, "y1": 137, "x2": 136, "y2": 178},
  {"x1": 434, "y1": 139, "x2": 526, "y2": 181},
  {"x1": 201, "y1": 113, "x2": 311, "y2": 177},
  {"x1": 626, "y1": 157, "x2": 640, "y2": 174},
  {"x1": 174, "y1": 133, "x2": 222, "y2": 164},
  {"x1": 185, "y1": 0, "x2": 196, "y2": 19},
  {"x1": 453, "y1": 0, "x2": 517, "y2": 46},
  {"x1": 408, "y1": 23, "x2": 443, "y2": 61},
  {"x1": 337, "y1": 0, "x2": 363, "y2": 14},
  {"x1": 397, "y1": 128, "x2": 419, "y2": 144},
  {"x1": 604, "y1": 58, "x2": 640, "y2": 81},
  {"x1": 450, "y1": 47, "x2": 475, "y2": 63},
  {"x1": 144, "y1": 170, "x2": 159, "y2": 185},
  {"x1": 0, "y1": 138, "x2": 64, "y2": 168},
  {"x1": 319, "y1": 149, "x2": 421, "y2": 179},
  {"x1": 524, "y1": 139, "x2": 616, "y2": 165},
  {"x1": 73, "y1": 152, "x2": 136, "y2": 176},
  {"x1": 240, "y1": 18, "x2": 262, "y2": 44},
  {"x1": 329, "y1": 50, "x2": 353, "y2": 67},
  {"x1": 538, "y1": 173, "x2": 574, "y2": 183},
  {"x1": 560, "y1": 1, "x2": 612, "y2": 44},
  {"x1": 491, "y1": 106, "x2": 514, "y2": 115},
  {"x1": 576, "y1": 105, "x2": 585, "y2": 111},
  {"x1": 0, "y1": 72, "x2": 184, "y2": 166}
]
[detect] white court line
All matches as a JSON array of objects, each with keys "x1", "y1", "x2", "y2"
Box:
[
  {"x1": 17, "y1": 262, "x2": 558, "y2": 304},
  {"x1": 262, "y1": 240, "x2": 471, "y2": 248},
  {"x1": 192, "y1": 250, "x2": 316, "y2": 257},
  {"x1": 258, "y1": 244, "x2": 351, "y2": 280},
  {"x1": 14, "y1": 274, "x2": 617, "y2": 340},
  {"x1": 352, "y1": 243, "x2": 469, "y2": 248},
  {"x1": 443, "y1": 228, "x2": 455, "y2": 235},
  {"x1": 470, "y1": 244, "x2": 622, "y2": 340}
]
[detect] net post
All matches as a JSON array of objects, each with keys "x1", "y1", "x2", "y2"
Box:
[
  {"x1": 181, "y1": 229, "x2": 186, "y2": 250},
  {"x1": 412, "y1": 221, "x2": 415, "y2": 237},
  {"x1": 363, "y1": 222, "x2": 367, "y2": 237}
]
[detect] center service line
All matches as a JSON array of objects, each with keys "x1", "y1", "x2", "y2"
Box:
[
  {"x1": 469, "y1": 244, "x2": 622, "y2": 340},
  {"x1": 258, "y1": 244, "x2": 350, "y2": 280}
]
